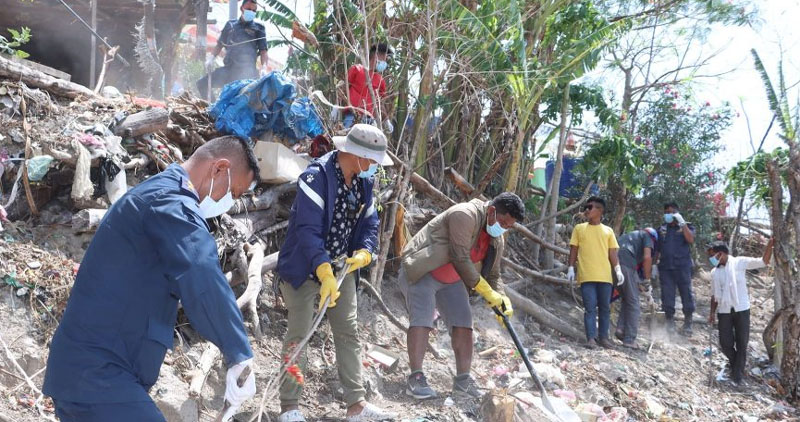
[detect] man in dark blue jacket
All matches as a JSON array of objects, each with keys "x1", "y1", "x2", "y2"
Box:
[
  {"x1": 197, "y1": 0, "x2": 269, "y2": 99},
  {"x1": 276, "y1": 124, "x2": 396, "y2": 422},
  {"x1": 657, "y1": 201, "x2": 696, "y2": 336},
  {"x1": 43, "y1": 136, "x2": 260, "y2": 422}
]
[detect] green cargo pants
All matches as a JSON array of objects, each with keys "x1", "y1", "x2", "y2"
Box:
[{"x1": 279, "y1": 273, "x2": 365, "y2": 408}]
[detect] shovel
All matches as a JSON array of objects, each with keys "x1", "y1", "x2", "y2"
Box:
[
  {"x1": 493, "y1": 308, "x2": 580, "y2": 422},
  {"x1": 493, "y1": 308, "x2": 556, "y2": 411}
]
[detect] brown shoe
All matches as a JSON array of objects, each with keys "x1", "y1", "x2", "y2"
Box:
[
  {"x1": 597, "y1": 338, "x2": 614, "y2": 349},
  {"x1": 585, "y1": 339, "x2": 598, "y2": 349},
  {"x1": 622, "y1": 341, "x2": 641, "y2": 350}
]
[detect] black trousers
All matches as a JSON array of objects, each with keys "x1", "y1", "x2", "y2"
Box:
[{"x1": 718, "y1": 308, "x2": 750, "y2": 382}]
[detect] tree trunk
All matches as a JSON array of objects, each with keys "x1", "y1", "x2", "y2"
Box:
[
  {"x1": 0, "y1": 55, "x2": 98, "y2": 100},
  {"x1": 503, "y1": 124, "x2": 526, "y2": 193},
  {"x1": 609, "y1": 181, "x2": 627, "y2": 235},
  {"x1": 504, "y1": 287, "x2": 583, "y2": 341},
  {"x1": 543, "y1": 84, "x2": 570, "y2": 269},
  {"x1": 114, "y1": 108, "x2": 170, "y2": 138},
  {"x1": 194, "y1": 0, "x2": 209, "y2": 60}
]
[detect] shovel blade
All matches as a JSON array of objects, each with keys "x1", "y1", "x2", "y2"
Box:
[{"x1": 533, "y1": 396, "x2": 581, "y2": 422}]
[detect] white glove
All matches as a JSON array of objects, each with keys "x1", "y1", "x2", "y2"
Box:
[
  {"x1": 673, "y1": 212, "x2": 686, "y2": 226},
  {"x1": 567, "y1": 266, "x2": 575, "y2": 283},
  {"x1": 614, "y1": 265, "x2": 625, "y2": 287},
  {"x1": 223, "y1": 358, "x2": 256, "y2": 421},
  {"x1": 205, "y1": 57, "x2": 215, "y2": 70},
  {"x1": 383, "y1": 119, "x2": 394, "y2": 134}
]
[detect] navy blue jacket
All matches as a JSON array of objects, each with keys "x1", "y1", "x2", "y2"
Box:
[
  {"x1": 278, "y1": 152, "x2": 379, "y2": 289},
  {"x1": 657, "y1": 223, "x2": 695, "y2": 270},
  {"x1": 220, "y1": 19, "x2": 268, "y2": 68},
  {"x1": 43, "y1": 164, "x2": 252, "y2": 404}
]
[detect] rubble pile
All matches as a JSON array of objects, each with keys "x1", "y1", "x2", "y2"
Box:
[{"x1": 0, "y1": 60, "x2": 797, "y2": 422}]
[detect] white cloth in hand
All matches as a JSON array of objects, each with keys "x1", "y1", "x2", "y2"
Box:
[
  {"x1": 614, "y1": 265, "x2": 625, "y2": 286},
  {"x1": 224, "y1": 358, "x2": 256, "y2": 420},
  {"x1": 567, "y1": 266, "x2": 575, "y2": 283}
]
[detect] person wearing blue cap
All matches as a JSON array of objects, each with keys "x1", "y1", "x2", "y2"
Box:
[
  {"x1": 197, "y1": 0, "x2": 269, "y2": 99},
  {"x1": 613, "y1": 228, "x2": 658, "y2": 349}
]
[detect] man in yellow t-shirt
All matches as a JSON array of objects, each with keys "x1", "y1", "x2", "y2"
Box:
[{"x1": 567, "y1": 197, "x2": 623, "y2": 349}]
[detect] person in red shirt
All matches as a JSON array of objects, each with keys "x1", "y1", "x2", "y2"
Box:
[{"x1": 344, "y1": 43, "x2": 393, "y2": 133}]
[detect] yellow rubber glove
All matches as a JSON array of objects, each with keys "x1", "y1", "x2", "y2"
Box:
[
  {"x1": 474, "y1": 277, "x2": 513, "y2": 323},
  {"x1": 345, "y1": 249, "x2": 372, "y2": 274},
  {"x1": 316, "y1": 262, "x2": 340, "y2": 312}
]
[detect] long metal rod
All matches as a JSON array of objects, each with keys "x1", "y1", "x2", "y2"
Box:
[
  {"x1": 55, "y1": 0, "x2": 130, "y2": 67},
  {"x1": 89, "y1": 0, "x2": 97, "y2": 88}
]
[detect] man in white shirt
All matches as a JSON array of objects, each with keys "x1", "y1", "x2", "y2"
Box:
[{"x1": 708, "y1": 238, "x2": 774, "y2": 385}]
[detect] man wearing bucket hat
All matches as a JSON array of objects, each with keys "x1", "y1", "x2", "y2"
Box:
[
  {"x1": 613, "y1": 228, "x2": 658, "y2": 349},
  {"x1": 276, "y1": 124, "x2": 396, "y2": 422}
]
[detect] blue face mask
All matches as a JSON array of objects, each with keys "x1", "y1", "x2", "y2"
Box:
[
  {"x1": 242, "y1": 9, "x2": 256, "y2": 22},
  {"x1": 375, "y1": 60, "x2": 388, "y2": 73},
  {"x1": 486, "y1": 209, "x2": 508, "y2": 238},
  {"x1": 664, "y1": 213, "x2": 674, "y2": 224},
  {"x1": 358, "y1": 162, "x2": 379, "y2": 179},
  {"x1": 709, "y1": 256, "x2": 720, "y2": 267}
]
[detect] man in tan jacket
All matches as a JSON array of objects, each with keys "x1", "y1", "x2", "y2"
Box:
[{"x1": 400, "y1": 192, "x2": 523, "y2": 400}]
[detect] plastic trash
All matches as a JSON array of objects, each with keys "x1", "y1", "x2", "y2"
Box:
[
  {"x1": 553, "y1": 389, "x2": 576, "y2": 402},
  {"x1": 443, "y1": 397, "x2": 454, "y2": 407},
  {"x1": 210, "y1": 71, "x2": 323, "y2": 142},
  {"x1": 26, "y1": 155, "x2": 54, "y2": 181},
  {"x1": 105, "y1": 166, "x2": 127, "y2": 204}
]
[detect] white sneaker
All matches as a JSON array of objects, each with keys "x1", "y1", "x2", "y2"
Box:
[
  {"x1": 345, "y1": 402, "x2": 398, "y2": 422},
  {"x1": 277, "y1": 410, "x2": 307, "y2": 422}
]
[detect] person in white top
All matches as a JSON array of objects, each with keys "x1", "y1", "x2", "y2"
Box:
[{"x1": 707, "y1": 238, "x2": 774, "y2": 385}]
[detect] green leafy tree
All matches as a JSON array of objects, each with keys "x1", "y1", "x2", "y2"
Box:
[{"x1": 624, "y1": 87, "x2": 733, "y2": 243}]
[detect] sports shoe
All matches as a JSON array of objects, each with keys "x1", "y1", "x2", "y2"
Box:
[
  {"x1": 406, "y1": 371, "x2": 437, "y2": 400},
  {"x1": 452, "y1": 374, "x2": 482, "y2": 399},
  {"x1": 346, "y1": 402, "x2": 398, "y2": 422}
]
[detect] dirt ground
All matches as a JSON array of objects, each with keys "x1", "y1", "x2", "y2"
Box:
[{"x1": 0, "y1": 221, "x2": 798, "y2": 421}]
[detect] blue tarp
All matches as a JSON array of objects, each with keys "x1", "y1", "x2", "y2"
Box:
[{"x1": 209, "y1": 71, "x2": 323, "y2": 142}]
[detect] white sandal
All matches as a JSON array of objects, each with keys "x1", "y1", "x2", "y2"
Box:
[
  {"x1": 345, "y1": 403, "x2": 398, "y2": 422},
  {"x1": 277, "y1": 409, "x2": 307, "y2": 422}
]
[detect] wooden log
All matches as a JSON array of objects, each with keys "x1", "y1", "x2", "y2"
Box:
[
  {"x1": 502, "y1": 258, "x2": 570, "y2": 286},
  {"x1": 113, "y1": 108, "x2": 169, "y2": 138},
  {"x1": 188, "y1": 342, "x2": 220, "y2": 398},
  {"x1": 388, "y1": 151, "x2": 455, "y2": 211},
  {"x1": 0, "y1": 55, "x2": 97, "y2": 100},
  {"x1": 237, "y1": 244, "x2": 264, "y2": 339},
  {"x1": 504, "y1": 287, "x2": 583, "y2": 341},
  {"x1": 72, "y1": 208, "x2": 107, "y2": 232},
  {"x1": 228, "y1": 182, "x2": 296, "y2": 215},
  {"x1": 445, "y1": 167, "x2": 487, "y2": 200},
  {"x1": 512, "y1": 223, "x2": 569, "y2": 256},
  {"x1": 260, "y1": 251, "x2": 279, "y2": 274}
]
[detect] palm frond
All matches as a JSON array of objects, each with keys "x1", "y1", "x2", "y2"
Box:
[{"x1": 751, "y1": 49, "x2": 789, "y2": 135}]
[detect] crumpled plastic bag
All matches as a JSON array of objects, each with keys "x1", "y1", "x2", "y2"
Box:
[{"x1": 26, "y1": 155, "x2": 54, "y2": 182}]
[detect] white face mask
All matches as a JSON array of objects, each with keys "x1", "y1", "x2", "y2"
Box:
[{"x1": 198, "y1": 168, "x2": 234, "y2": 219}]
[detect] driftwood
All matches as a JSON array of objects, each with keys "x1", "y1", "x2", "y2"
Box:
[
  {"x1": 0, "y1": 55, "x2": 97, "y2": 100},
  {"x1": 512, "y1": 223, "x2": 569, "y2": 256},
  {"x1": 237, "y1": 244, "x2": 265, "y2": 339},
  {"x1": 260, "y1": 251, "x2": 279, "y2": 274},
  {"x1": 229, "y1": 182, "x2": 296, "y2": 215},
  {"x1": 502, "y1": 258, "x2": 570, "y2": 286},
  {"x1": 188, "y1": 342, "x2": 220, "y2": 398},
  {"x1": 114, "y1": 108, "x2": 169, "y2": 138},
  {"x1": 445, "y1": 167, "x2": 487, "y2": 200},
  {"x1": 504, "y1": 287, "x2": 583, "y2": 341},
  {"x1": 388, "y1": 151, "x2": 456, "y2": 211}
]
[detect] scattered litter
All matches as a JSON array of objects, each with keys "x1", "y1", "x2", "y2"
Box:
[
  {"x1": 443, "y1": 397, "x2": 454, "y2": 407},
  {"x1": 16, "y1": 286, "x2": 29, "y2": 296},
  {"x1": 26, "y1": 260, "x2": 41, "y2": 269},
  {"x1": 553, "y1": 389, "x2": 576, "y2": 402},
  {"x1": 25, "y1": 154, "x2": 54, "y2": 181},
  {"x1": 365, "y1": 345, "x2": 400, "y2": 372},
  {"x1": 534, "y1": 349, "x2": 557, "y2": 363}
]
